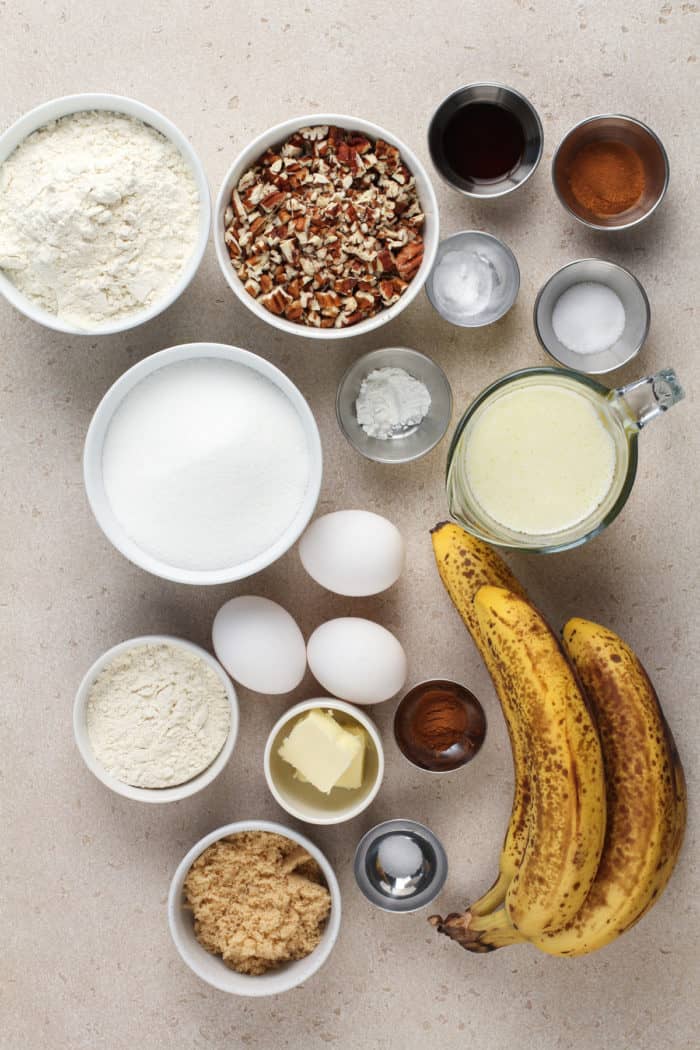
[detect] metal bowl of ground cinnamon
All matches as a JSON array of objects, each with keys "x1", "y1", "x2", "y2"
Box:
[{"x1": 552, "y1": 114, "x2": 669, "y2": 231}]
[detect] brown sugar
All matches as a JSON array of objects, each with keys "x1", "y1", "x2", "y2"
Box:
[
  {"x1": 183, "y1": 831, "x2": 331, "y2": 975},
  {"x1": 566, "y1": 140, "x2": 645, "y2": 216}
]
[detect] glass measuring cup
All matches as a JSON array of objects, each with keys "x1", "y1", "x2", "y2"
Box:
[{"x1": 446, "y1": 366, "x2": 684, "y2": 553}]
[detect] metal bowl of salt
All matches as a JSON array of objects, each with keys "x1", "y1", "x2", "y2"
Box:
[{"x1": 353, "y1": 818, "x2": 448, "y2": 913}]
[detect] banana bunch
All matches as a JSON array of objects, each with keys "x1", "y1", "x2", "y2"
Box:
[{"x1": 428, "y1": 523, "x2": 687, "y2": 958}]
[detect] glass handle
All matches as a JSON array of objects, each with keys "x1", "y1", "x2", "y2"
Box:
[{"x1": 616, "y1": 368, "x2": 685, "y2": 430}]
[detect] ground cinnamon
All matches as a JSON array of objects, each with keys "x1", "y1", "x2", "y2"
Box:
[
  {"x1": 394, "y1": 680, "x2": 486, "y2": 772},
  {"x1": 566, "y1": 140, "x2": 645, "y2": 216}
]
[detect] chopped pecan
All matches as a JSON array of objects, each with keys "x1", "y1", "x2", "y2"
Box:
[
  {"x1": 223, "y1": 124, "x2": 424, "y2": 328},
  {"x1": 395, "y1": 241, "x2": 424, "y2": 281},
  {"x1": 260, "y1": 287, "x2": 290, "y2": 315}
]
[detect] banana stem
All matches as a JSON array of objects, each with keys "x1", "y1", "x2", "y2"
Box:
[{"x1": 429, "y1": 907, "x2": 524, "y2": 953}]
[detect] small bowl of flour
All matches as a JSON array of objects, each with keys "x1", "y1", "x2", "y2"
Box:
[
  {"x1": 74, "y1": 635, "x2": 239, "y2": 803},
  {"x1": 0, "y1": 93, "x2": 210, "y2": 335}
]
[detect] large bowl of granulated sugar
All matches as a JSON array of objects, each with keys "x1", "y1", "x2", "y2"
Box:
[
  {"x1": 0, "y1": 93, "x2": 210, "y2": 335},
  {"x1": 83, "y1": 343, "x2": 323, "y2": 584}
]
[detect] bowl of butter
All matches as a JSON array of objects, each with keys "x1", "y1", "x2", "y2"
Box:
[{"x1": 264, "y1": 699, "x2": 384, "y2": 825}]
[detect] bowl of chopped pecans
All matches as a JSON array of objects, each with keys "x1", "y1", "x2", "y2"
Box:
[{"x1": 214, "y1": 115, "x2": 439, "y2": 339}]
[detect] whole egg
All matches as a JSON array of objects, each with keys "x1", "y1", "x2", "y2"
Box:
[
  {"x1": 307, "y1": 617, "x2": 407, "y2": 704},
  {"x1": 212, "y1": 596, "x2": 306, "y2": 694},
  {"x1": 299, "y1": 510, "x2": 404, "y2": 596}
]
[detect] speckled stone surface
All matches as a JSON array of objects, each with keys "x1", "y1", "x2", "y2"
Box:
[{"x1": 1, "y1": 2, "x2": 698, "y2": 1048}]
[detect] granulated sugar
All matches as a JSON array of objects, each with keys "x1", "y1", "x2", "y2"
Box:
[{"x1": 102, "y1": 358, "x2": 311, "y2": 570}]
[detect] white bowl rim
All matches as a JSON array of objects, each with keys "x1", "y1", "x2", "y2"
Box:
[
  {"x1": 0, "y1": 92, "x2": 211, "y2": 336},
  {"x1": 213, "y1": 111, "x2": 439, "y2": 340},
  {"x1": 73, "y1": 634, "x2": 239, "y2": 803},
  {"x1": 167, "y1": 818, "x2": 342, "y2": 996},
  {"x1": 263, "y1": 697, "x2": 385, "y2": 825},
  {"x1": 82, "y1": 341, "x2": 323, "y2": 585}
]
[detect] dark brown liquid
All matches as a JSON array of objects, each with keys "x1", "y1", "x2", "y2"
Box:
[
  {"x1": 394, "y1": 680, "x2": 486, "y2": 772},
  {"x1": 443, "y1": 102, "x2": 525, "y2": 182}
]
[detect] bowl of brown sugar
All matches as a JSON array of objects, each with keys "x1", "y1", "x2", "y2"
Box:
[
  {"x1": 168, "y1": 821, "x2": 341, "y2": 995},
  {"x1": 552, "y1": 114, "x2": 669, "y2": 231}
]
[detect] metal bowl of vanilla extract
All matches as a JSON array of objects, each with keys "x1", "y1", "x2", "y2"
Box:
[{"x1": 428, "y1": 82, "x2": 543, "y2": 199}]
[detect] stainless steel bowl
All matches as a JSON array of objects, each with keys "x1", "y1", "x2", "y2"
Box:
[
  {"x1": 534, "y1": 259, "x2": 651, "y2": 374},
  {"x1": 552, "y1": 114, "x2": 669, "y2": 231},
  {"x1": 426, "y1": 230, "x2": 520, "y2": 327},
  {"x1": 336, "y1": 347, "x2": 452, "y2": 465},
  {"x1": 428, "y1": 83, "x2": 543, "y2": 199},
  {"x1": 353, "y1": 819, "x2": 448, "y2": 913}
]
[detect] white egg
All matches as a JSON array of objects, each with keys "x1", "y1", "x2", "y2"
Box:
[
  {"x1": 307, "y1": 618, "x2": 407, "y2": 704},
  {"x1": 299, "y1": 510, "x2": 404, "y2": 596},
  {"x1": 212, "y1": 596, "x2": 306, "y2": 695}
]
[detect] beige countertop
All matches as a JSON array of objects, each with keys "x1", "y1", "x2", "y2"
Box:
[{"x1": 2, "y1": 2, "x2": 698, "y2": 1048}]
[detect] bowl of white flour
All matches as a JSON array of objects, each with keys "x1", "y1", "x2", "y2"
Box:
[
  {"x1": 0, "y1": 93, "x2": 210, "y2": 335},
  {"x1": 73, "y1": 635, "x2": 239, "y2": 803},
  {"x1": 83, "y1": 342, "x2": 323, "y2": 584}
]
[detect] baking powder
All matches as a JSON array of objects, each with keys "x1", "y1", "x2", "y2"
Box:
[
  {"x1": 0, "y1": 110, "x2": 199, "y2": 328},
  {"x1": 356, "y1": 366, "x2": 431, "y2": 440},
  {"x1": 86, "y1": 642, "x2": 230, "y2": 789}
]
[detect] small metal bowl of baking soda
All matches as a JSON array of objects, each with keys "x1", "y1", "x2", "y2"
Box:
[
  {"x1": 534, "y1": 258, "x2": 651, "y2": 375},
  {"x1": 426, "y1": 230, "x2": 520, "y2": 328},
  {"x1": 73, "y1": 635, "x2": 239, "y2": 803},
  {"x1": 354, "y1": 818, "x2": 448, "y2": 913},
  {"x1": 336, "y1": 346, "x2": 453, "y2": 465}
]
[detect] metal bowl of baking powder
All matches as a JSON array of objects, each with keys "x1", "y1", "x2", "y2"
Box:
[{"x1": 336, "y1": 346, "x2": 453, "y2": 465}]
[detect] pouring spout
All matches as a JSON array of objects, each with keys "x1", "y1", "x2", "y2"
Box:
[{"x1": 616, "y1": 368, "x2": 685, "y2": 429}]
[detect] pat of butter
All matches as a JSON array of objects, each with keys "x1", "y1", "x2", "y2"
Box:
[
  {"x1": 334, "y1": 725, "x2": 367, "y2": 790},
  {"x1": 294, "y1": 723, "x2": 367, "y2": 791},
  {"x1": 278, "y1": 710, "x2": 363, "y2": 794}
]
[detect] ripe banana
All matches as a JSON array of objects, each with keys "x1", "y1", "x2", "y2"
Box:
[
  {"x1": 474, "y1": 587, "x2": 606, "y2": 938},
  {"x1": 528, "y1": 618, "x2": 687, "y2": 957},
  {"x1": 430, "y1": 523, "x2": 530, "y2": 915}
]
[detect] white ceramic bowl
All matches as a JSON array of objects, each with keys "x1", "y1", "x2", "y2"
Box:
[
  {"x1": 214, "y1": 113, "x2": 439, "y2": 340},
  {"x1": 0, "y1": 93, "x2": 211, "y2": 335},
  {"x1": 73, "y1": 635, "x2": 239, "y2": 803},
  {"x1": 168, "y1": 819, "x2": 341, "y2": 995},
  {"x1": 264, "y1": 698, "x2": 385, "y2": 825},
  {"x1": 83, "y1": 342, "x2": 323, "y2": 585}
]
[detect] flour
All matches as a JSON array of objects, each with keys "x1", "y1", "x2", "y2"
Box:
[
  {"x1": 86, "y1": 642, "x2": 231, "y2": 789},
  {"x1": 356, "y1": 366, "x2": 432, "y2": 439},
  {"x1": 0, "y1": 110, "x2": 200, "y2": 328},
  {"x1": 102, "y1": 358, "x2": 312, "y2": 571}
]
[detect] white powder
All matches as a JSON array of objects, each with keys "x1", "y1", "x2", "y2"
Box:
[
  {"x1": 0, "y1": 110, "x2": 200, "y2": 328},
  {"x1": 102, "y1": 358, "x2": 312, "y2": 571},
  {"x1": 432, "y1": 248, "x2": 498, "y2": 320},
  {"x1": 86, "y1": 642, "x2": 231, "y2": 789},
  {"x1": 551, "y1": 282, "x2": 626, "y2": 355},
  {"x1": 356, "y1": 366, "x2": 431, "y2": 440}
]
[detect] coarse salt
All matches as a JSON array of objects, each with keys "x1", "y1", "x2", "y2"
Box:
[{"x1": 551, "y1": 282, "x2": 626, "y2": 355}]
